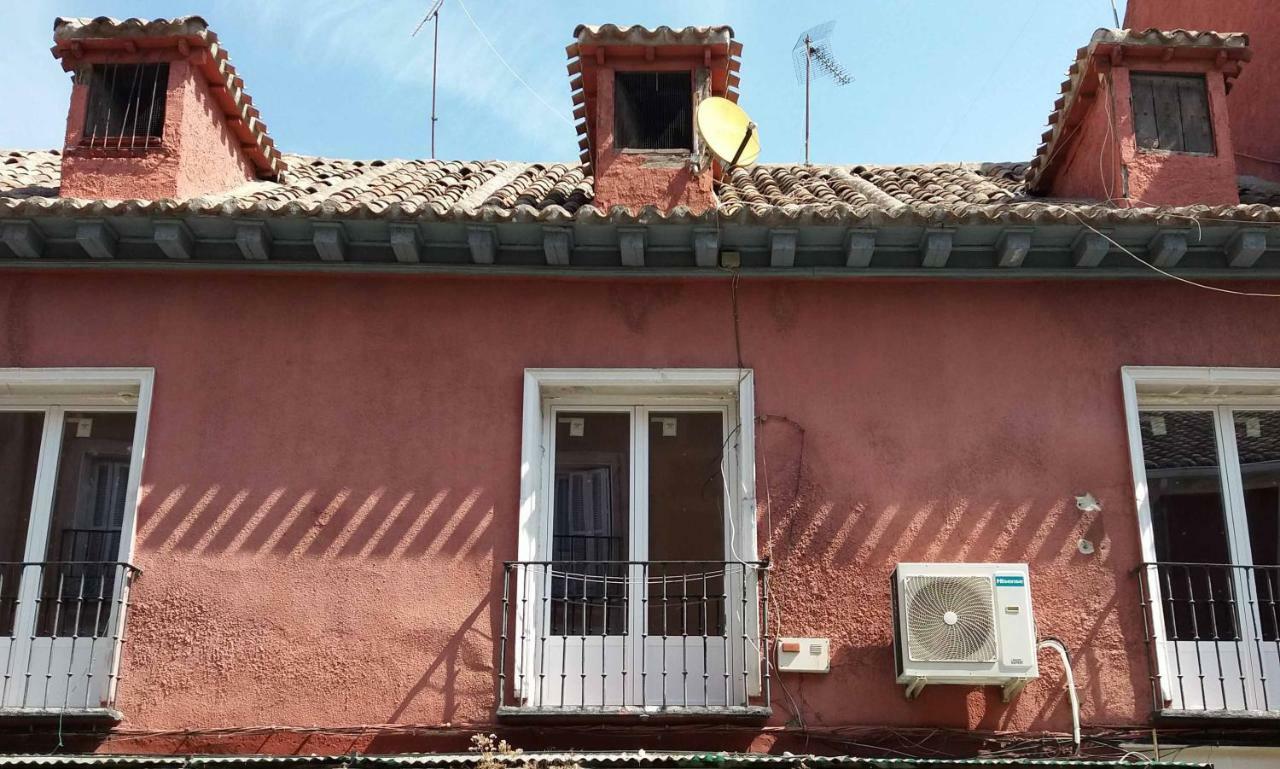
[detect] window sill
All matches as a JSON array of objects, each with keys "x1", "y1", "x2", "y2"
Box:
[
  {"x1": 0, "y1": 706, "x2": 123, "y2": 723},
  {"x1": 497, "y1": 705, "x2": 772, "y2": 723},
  {"x1": 1135, "y1": 147, "x2": 1218, "y2": 159},
  {"x1": 1155, "y1": 707, "x2": 1280, "y2": 725},
  {"x1": 67, "y1": 142, "x2": 166, "y2": 159}
]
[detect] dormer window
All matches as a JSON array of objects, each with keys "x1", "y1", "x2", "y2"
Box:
[
  {"x1": 1129, "y1": 72, "x2": 1214, "y2": 155},
  {"x1": 613, "y1": 71, "x2": 692, "y2": 150},
  {"x1": 82, "y1": 63, "x2": 169, "y2": 149}
]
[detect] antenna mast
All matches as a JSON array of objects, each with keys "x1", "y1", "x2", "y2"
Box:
[
  {"x1": 412, "y1": 0, "x2": 446, "y2": 157},
  {"x1": 792, "y1": 21, "x2": 853, "y2": 165}
]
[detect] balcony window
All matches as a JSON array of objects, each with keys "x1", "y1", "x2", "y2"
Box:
[
  {"x1": 0, "y1": 369, "x2": 151, "y2": 717},
  {"x1": 499, "y1": 369, "x2": 768, "y2": 716},
  {"x1": 1125, "y1": 367, "x2": 1280, "y2": 717}
]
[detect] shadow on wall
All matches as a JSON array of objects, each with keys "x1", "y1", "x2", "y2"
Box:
[
  {"x1": 134, "y1": 484, "x2": 496, "y2": 560},
  {"x1": 754, "y1": 415, "x2": 1150, "y2": 732}
]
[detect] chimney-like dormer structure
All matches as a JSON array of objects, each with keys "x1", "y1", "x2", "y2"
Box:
[
  {"x1": 1026, "y1": 29, "x2": 1250, "y2": 206},
  {"x1": 567, "y1": 25, "x2": 742, "y2": 214},
  {"x1": 51, "y1": 16, "x2": 283, "y2": 200}
]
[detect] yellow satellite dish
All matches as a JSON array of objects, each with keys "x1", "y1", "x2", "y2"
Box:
[{"x1": 696, "y1": 96, "x2": 761, "y2": 169}]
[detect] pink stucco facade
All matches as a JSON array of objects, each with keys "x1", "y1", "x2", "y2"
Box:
[{"x1": 3, "y1": 269, "x2": 1277, "y2": 753}]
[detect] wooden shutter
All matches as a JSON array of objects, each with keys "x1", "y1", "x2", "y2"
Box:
[{"x1": 1130, "y1": 73, "x2": 1215, "y2": 154}]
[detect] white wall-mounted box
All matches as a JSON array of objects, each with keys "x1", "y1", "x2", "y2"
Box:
[{"x1": 777, "y1": 637, "x2": 830, "y2": 673}]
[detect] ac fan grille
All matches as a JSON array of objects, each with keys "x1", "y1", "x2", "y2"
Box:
[{"x1": 903, "y1": 574, "x2": 997, "y2": 663}]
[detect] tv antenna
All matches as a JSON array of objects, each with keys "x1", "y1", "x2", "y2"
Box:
[
  {"x1": 792, "y1": 21, "x2": 853, "y2": 165},
  {"x1": 412, "y1": 0, "x2": 446, "y2": 158}
]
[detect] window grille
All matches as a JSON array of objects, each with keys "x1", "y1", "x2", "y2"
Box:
[
  {"x1": 614, "y1": 71, "x2": 693, "y2": 150},
  {"x1": 1130, "y1": 73, "x2": 1214, "y2": 155},
  {"x1": 82, "y1": 63, "x2": 169, "y2": 149}
]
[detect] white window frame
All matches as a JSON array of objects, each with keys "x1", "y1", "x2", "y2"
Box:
[
  {"x1": 518, "y1": 369, "x2": 757, "y2": 566},
  {"x1": 0, "y1": 367, "x2": 154, "y2": 711},
  {"x1": 1122, "y1": 365, "x2": 1280, "y2": 711}
]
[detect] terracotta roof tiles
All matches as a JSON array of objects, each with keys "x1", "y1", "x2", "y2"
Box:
[{"x1": 6, "y1": 149, "x2": 1280, "y2": 227}]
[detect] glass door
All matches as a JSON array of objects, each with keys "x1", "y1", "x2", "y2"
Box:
[
  {"x1": 0, "y1": 407, "x2": 137, "y2": 710},
  {"x1": 527, "y1": 404, "x2": 742, "y2": 710},
  {"x1": 1224, "y1": 408, "x2": 1280, "y2": 711}
]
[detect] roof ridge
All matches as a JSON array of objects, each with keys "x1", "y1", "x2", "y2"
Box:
[
  {"x1": 460, "y1": 162, "x2": 532, "y2": 210},
  {"x1": 828, "y1": 167, "x2": 908, "y2": 210}
]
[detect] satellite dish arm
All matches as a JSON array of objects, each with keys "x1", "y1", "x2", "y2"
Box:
[{"x1": 727, "y1": 122, "x2": 757, "y2": 170}]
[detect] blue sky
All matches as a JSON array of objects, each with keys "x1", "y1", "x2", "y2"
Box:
[{"x1": 0, "y1": 1, "x2": 1128, "y2": 164}]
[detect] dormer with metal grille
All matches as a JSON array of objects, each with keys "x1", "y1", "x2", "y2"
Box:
[
  {"x1": 567, "y1": 25, "x2": 742, "y2": 214},
  {"x1": 51, "y1": 16, "x2": 283, "y2": 201}
]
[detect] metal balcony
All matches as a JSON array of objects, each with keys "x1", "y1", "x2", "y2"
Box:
[
  {"x1": 1137, "y1": 561, "x2": 1280, "y2": 719},
  {"x1": 497, "y1": 560, "x2": 771, "y2": 717},
  {"x1": 0, "y1": 561, "x2": 139, "y2": 717}
]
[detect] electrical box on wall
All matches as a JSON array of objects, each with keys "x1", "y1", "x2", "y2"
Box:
[{"x1": 776, "y1": 637, "x2": 830, "y2": 673}]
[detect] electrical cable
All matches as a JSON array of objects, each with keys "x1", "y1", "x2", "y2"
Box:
[
  {"x1": 1063, "y1": 210, "x2": 1280, "y2": 297},
  {"x1": 454, "y1": 0, "x2": 572, "y2": 126},
  {"x1": 1037, "y1": 637, "x2": 1081, "y2": 755}
]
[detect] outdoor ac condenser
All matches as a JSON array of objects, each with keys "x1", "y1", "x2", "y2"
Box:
[{"x1": 892, "y1": 562, "x2": 1039, "y2": 701}]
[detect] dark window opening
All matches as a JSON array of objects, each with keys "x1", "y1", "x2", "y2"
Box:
[
  {"x1": 614, "y1": 71, "x2": 692, "y2": 150},
  {"x1": 1130, "y1": 72, "x2": 1214, "y2": 155},
  {"x1": 82, "y1": 63, "x2": 169, "y2": 149}
]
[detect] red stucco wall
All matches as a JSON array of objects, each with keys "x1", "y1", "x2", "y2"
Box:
[
  {"x1": 59, "y1": 57, "x2": 255, "y2": 200},
  {"x1": 1040, "y1": 72, "x2": 1123, "y2": 202},
  {"x1": 1126, "y1": 0, "x2": 1280, "y2": 184},
  {"x1": 5, "y1": 271, "x2": 1280, "y2": 753}
]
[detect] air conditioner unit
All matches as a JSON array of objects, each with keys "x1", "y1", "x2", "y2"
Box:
[{"x1": 892, "y1": 562, "x2": 1038, "y2": 701}]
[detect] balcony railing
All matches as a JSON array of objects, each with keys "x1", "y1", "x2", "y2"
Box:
[
  {"x1": 0, "y1": 561, "x2": 139, "y2": 715},
  {"x1": 1137, "y1": 561, "x2": 1280, "y2": 717},
  {"x1": 498, "y1": 560, "x2": 770, "y2": 717}
]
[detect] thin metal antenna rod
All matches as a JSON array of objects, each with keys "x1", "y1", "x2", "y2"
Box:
[
  {"x1": 431, "y1": 8, "x2": 440, "y2": 157},
  {"x1": 412, "y1": 0, "x2": 446, "y2": 157},
  {"x1": 1110, "y1": 0, "x2": 1121, "y2": 27},
  {"x1": 804, "y1": 35, "x2": 811, "y2": 166}
]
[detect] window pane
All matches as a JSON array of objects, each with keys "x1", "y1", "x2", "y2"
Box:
[
  {"x1": 1141, "y1": 410, "x2": 1238, "y2": 641},
  {"x1": 39, "y1": 411, "x2": 136, "y2": 637},
  {"x1": 0, "y1": 412, "x2": 44, "y2": 636},
  {"x1": 550, "y1": 412, "x2": 629, "y2": 636},
  {"x1": 1233, "y1": 411, "x2": 1280, "y2": 641},
  {"x1": 648, "y1": 412, "x2": 726, "y2": 636}
]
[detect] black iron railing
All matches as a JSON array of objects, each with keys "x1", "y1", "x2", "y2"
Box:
[
  {"x1": 0, "y1": 561, "x2": 139, "y2": 712},
  {"x1": 1137, "y1": 561, "x2": 1280, "y2": 715},
  {"x1": 498, "y1": 560, "x2": 770, "y2": 715}
]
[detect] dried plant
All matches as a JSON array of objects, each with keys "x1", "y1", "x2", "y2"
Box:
[{"x1": 470, "y1": 733, "x2": 581, "y2": 769}]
